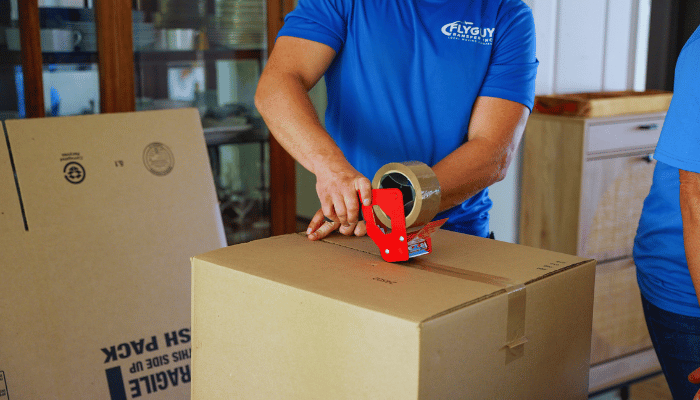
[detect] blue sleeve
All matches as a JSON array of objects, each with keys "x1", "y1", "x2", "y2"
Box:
[
  {"x1": 276, "y1": 0, "x2": 349, "y2": 53},
  {"x1": 653, "y1": 29, "x2": 700, "y2": 173},
  {"x1": 478, "y1": 2, "x2": 538, "y2": 111}
]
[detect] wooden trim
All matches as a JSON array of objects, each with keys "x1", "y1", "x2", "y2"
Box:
[
  {"x1": 18, "y1": 0, "x2": 44, "y2": 118},
  {"x1": 267, "y1": 0, "x2": 298, "y2": 236},
  {"x1": 95, "y1": 0, "x2": 135, "y2": 113}
]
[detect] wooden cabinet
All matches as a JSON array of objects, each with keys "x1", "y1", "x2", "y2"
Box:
[
  {"x1": 519, "y1": 111, "x2": 665, "y2": 394},
  {"x1": 2, "y1": 0, "x2": 297, "y2": 238}
]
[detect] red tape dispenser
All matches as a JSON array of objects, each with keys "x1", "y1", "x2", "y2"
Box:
[{"x1": 360, "y1": 161, "x2": 448, "y2": 262}]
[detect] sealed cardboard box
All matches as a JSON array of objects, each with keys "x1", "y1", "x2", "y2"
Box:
[
  {"x1": 191, "y1": 230, "x2": 596, "y2": 399},
  {"x1": 0, "y1": 109, "x2": 225, "y2": 399}
]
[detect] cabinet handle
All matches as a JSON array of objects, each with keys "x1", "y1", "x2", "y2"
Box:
[{"x1": 636, "y1": 124, "x2": 659, "y2": 131}]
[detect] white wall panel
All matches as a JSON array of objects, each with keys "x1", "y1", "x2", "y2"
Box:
[
  {"x1": 527, "y1": 0, "x2": 559, "y2": 95},
  {"x1": 634, "y1": 0, "x2": 651, "y2": 91},
  {"x1": 604, "y1": 0, "x2": 635, "y2": 90},
  {"x1": 554, "y1": 0, "x2": 608, "y2": 92}
]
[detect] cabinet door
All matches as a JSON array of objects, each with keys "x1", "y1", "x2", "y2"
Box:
[
  {"x1": 590, "y1": 258, "x2": 652, "y2": 366},
  {"x1": 579, "y1": 154, "x2": 656, "y2": 261}
]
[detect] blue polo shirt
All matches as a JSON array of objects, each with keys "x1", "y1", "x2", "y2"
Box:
[
  {"x1": 634, "y1": 25, "x2": 700, "y2": 317},
  {"x1": 278, "y1": 0, "x2": 538, "y2": 237}
]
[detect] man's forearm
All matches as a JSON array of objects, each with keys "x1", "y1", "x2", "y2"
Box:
[
  {"x1": 432, "y1": 137, "x2": 514, "y2": 211},
  {"x1": 255, "y1": 71, "x2": 346, "y2": 176},
  {"x1": 432, "y1": 97, "x2": 529, "y2": 212},
  {"x1": 680, "y1": 169, "x2": 700, "y2": 306}
]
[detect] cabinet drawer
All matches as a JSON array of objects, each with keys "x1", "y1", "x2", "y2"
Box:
[{"x1": 587, "y1": 116, "x2": 664, "y2": 157}]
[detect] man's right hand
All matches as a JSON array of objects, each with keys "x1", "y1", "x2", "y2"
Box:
[{"x1": 314, "y1": 162, "x2": 372, "y2": 228}]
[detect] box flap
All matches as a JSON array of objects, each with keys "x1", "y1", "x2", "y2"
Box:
[
  {"x1": 0, "y1": 121, "x2": 25, "y2": 233},
  {"x1": 193, "y1": 231, "x2": 592, "y2": 323},
  {"x1": 4, "y1": 109, "x2": 224, "y2": 242},
  {"x1": 0, "y1": 110, "x2": 226, "y2": 398}
]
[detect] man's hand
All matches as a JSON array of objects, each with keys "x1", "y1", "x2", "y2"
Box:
[
  {"x1": 306, "y1": 208, "x2": 367, "y2": 240},
  {"x1": 688, "y1": 366, "x2": 700, "y2": 399},
  {"x1": 306, "y1": 163, "x2": 371, "y2": 240},
  {"x1": 315, "y1": 162, "x2": 372, "y2": 227}
]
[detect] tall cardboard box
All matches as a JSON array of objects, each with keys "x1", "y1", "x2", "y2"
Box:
[
  {"x1": 0, "y1": 109, "x2": 226, "y2": 399},
  {"x1": 191, "y1": 231, "x2": 596, "y2": 399}
]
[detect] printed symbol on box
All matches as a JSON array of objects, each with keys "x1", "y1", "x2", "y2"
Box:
[
  {"x1": 0, "y1": 371, "x2": 8, "y2": 399},
  {"x1": 64, "y1": 161, "x2": 86, "y2": 184},
  {"x1": 143, "y1": 142, "x2": 174, "y2": 176}
]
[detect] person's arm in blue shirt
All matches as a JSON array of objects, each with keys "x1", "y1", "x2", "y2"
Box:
[
  {"x1": 682, "y1": 169, "x2": 700, "y2": 400},
  {"x1": 255, "y1": 36, "x2": 373, "y2": 240},
  {"x1": 256, "y1": 36, "x2": 530, "y2": 241},
  {"x1": 432, "y1": 96, "x2": 529, "y2": 211}
]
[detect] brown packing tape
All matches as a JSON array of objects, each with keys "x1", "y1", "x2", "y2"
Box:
[
  {"x1": 372, "y1": 161, "x2": 441, "y2": 229},
  {"x1": 505, "y1": 284, "x2": 527, "y2": 350},
  {"x1": 410, "y1": 258, "x2": 528, "y2": 359}
]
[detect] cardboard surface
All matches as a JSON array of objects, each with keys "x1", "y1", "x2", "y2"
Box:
[
  {"x1": 192, "y1": 230, "x2": 596, "y2": 399},
  {"x1": 0, "y1": 109, "x2": 226, "y2": 399}
]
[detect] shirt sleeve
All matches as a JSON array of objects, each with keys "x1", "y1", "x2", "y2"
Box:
[
  {"x1": 478, "y1": 2, "x2": 538, "y2": 111},
  {"x1": 276, "y1": 0, "x2": 349, "y2": 53},
  {"x1": 653, "y1": 31, "x2": 700, "y2": 174}
]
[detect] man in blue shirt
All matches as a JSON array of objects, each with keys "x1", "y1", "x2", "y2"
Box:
[
  {"x1": 255, "y1": 0, "x2": 538, "y2": 240},
  {"x1": 634, "y1": 24, "x2": 700, "y2": 399}
]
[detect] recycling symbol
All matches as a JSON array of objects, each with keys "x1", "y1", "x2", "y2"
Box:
[{"x1": 64, "y1": 162, "x2": 86, "y2": 184}]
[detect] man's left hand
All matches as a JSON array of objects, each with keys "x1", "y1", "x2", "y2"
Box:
[{"x1": 306, "y1": 208, "x2": 367, "y2": 241}]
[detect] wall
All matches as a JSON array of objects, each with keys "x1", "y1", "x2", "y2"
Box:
[{"x1": 296, "y1": 1, "x2": 652, "y2": 243}]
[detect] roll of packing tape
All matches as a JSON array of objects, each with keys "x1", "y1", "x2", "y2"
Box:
[{"x1": 372, "y1": 161, "x2": 441, "y2": 229}]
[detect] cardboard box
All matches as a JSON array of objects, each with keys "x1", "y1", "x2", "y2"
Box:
[
  {"x1": 534, "y1": 90, "x2": 672, "y2": 118},
  {"x1": 191, "y1": 231, "x2": 596, "y2": 399},
  {"x1": 0, "y1": 109, "x2": 226, "y2": 399}
]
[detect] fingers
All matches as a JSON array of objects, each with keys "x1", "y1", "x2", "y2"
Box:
[
  {"x1": 306, "y1": 209, "x2": 326, "y2": 235},
  {"x1": 354, "y1": 221, "x2": 366, "y2": 236},
  {"x1": 689, "y1": 366, "x2": 700, "y2": 384},
  {"x1": 322, "y1": 188, "x2": 363, "y2": 226},
  {"x1": 356, "y1": 177, "x2": 372, "y2": 207},
  {"x1": 338, "y1": 177, "x2": 371, "y2": 225},
  {"x1": 307, "y1": 209, "x2": 340, "y2": 241},
  {"x1": 338, "y1": 223, "x2": 356, "y2": 236},
  {"x1": 308, "y1": 220, "x2": 340, "y2": 241},
  {"x1": 315, "y1": 167, "x2": 371, "y2": 226},
  {"x1": 307, "y1": 209, "x2": 367, "y2": 240}
]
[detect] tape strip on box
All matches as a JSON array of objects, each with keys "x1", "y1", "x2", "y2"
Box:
[{"x1": 410, "y1": 257, "x2": 528, "y2": 355}]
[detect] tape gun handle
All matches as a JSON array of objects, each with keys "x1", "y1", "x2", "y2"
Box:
[{"x1": 359, "y1": 188, "x2": 409, "y2": 262}]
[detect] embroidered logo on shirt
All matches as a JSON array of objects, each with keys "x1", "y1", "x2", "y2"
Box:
[{"x1": 441, "y1": 21, "x2": 494, "y2": 45}]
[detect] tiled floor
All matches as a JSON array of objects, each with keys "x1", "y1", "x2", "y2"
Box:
[{"x1": 591, "y1": 374, "x2": 673, "y2": 400}]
